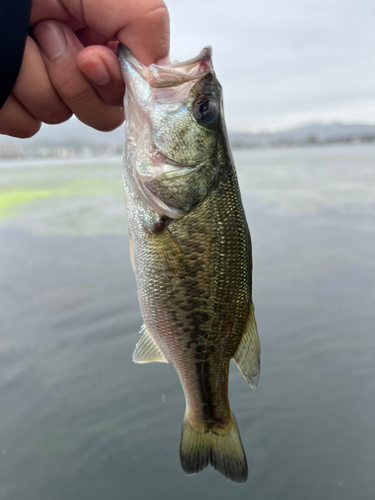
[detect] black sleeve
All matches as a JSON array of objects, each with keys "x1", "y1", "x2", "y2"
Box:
[{"x1": 0, "y1": 0, "x2": 32, "y2": 109}]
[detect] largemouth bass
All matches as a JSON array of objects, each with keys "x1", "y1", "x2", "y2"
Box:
[{"x1": 118, "y1": 45, "x2": 260, "y2": 483}]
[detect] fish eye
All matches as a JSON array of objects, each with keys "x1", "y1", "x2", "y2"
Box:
[{"x1": 193, "y1": 98, "x2": 219, "y2": 125}]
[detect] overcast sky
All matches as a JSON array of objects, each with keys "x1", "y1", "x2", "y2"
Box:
[{"x1": 166, "y1": 0, "x2": 375, "y2": 132}]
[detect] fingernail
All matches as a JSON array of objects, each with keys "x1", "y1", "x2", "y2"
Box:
[
  {"x1": 35, "y1": 21, "x2": 66, "y2": 60},
  {"x1": 79, "y1": 55, "x2": 111, "y2": 86}
]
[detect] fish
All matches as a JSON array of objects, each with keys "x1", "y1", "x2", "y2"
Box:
[{"x1": 118, "y1": 44, "x2": 260, "y2": 483}]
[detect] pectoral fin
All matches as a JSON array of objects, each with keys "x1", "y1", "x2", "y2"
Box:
[
  {"x1": 233, "y1": 302, "x2": 260, "y2": 388},
  {"x1": 146, "y1": 224, "x2": 187, "y2": 278},
  {"x1": 132, "y1": 325, "x2": 168, "y2": 364}
]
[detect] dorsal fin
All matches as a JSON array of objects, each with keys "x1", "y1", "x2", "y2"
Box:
[
  {"x1": 132, "y1": 325, "x2": 168, "y2": 364},
  {"x1": 232, "y1": 302, "x2": 260, "y2": 388}
]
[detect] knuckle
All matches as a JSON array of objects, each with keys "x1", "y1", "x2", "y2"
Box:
[
  {"x1": 143, "y1": 1, "x2": 169, "y2": 20},
  {"x1": 42, "y1": 106, "x2": 73, "y2": 125},
  {"x1": 143, "y1": 4, "x2": 170, "y2": 34},
  {"x1": 0, "y1": 95, "x2": 41, "y2": 138},
  {"x1": 139, "y1": 4, "x2": 170, "y2": 59},
  {"x1": 57, "y1": 78, "x2": 95, "y2": 106},
  {"x1": 144, "y1": 3, "x2": 170, "y2": 32}
]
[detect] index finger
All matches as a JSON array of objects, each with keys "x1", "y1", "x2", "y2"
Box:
[{"x1": 66, "y1": 0, "x2": 170, "y2": 65}]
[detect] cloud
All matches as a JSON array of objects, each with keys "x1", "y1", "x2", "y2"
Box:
[{"x1": 167, "y1": 0, "x2": 375, "y2": 131}]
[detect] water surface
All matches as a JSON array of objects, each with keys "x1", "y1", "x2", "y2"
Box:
[{"x1": 1, "y1": 145, "x2": 374, "y2": 499}]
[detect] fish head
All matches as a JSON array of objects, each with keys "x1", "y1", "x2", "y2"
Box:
[{"x1": 119, "y1": 45, "x2": 225, "y2": 219}]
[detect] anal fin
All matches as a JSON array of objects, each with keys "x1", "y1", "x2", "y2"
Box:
[
  {"x1": 233, "y1": 302, "x2": 260, "y2": 388},
  {"x1": 132, "y1": 325, "x2": 168, "y2": 364}
]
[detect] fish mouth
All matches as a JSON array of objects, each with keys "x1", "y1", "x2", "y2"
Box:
[
  {"x1": 119, "y1": 45, "x2": 209, "y2": 168},
  {"x1": 118, "y1": 44, "x2": 213, "y2": 88}
]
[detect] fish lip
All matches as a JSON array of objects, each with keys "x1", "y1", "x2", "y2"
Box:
[{"x1": 118, "y1": 44, "x2": 213, "y2": 88}]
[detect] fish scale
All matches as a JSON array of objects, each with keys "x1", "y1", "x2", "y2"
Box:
[{"x1": 119, "y1": 44, "x2": 260, "y2": 483}]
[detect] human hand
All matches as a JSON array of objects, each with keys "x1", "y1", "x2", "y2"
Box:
[{"x1": 0, "y1": 0, "x2": 169, "y2": 138}]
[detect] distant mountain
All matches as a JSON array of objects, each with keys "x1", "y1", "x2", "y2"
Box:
[
  {"x1": 1, "y1": 120, "x2": 375, "y2": 152},
  {"x1": 229, "y1": 123, "x2": 375, "y2": 146},
  {"x1": 0, "y1": 118, "x2": 125, "y2": 146}
]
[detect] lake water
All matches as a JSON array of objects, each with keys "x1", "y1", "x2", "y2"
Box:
[{"x1": 1, "y1": 145, "x2": 374, "y2": 500}]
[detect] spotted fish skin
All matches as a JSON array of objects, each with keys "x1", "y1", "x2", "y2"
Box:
[{"x1": 119, "y1": 45, "x2": 260, "y2": 483}]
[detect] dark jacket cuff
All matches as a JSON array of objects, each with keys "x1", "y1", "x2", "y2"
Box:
[{"x1": 0, "y1": 0, "x2": 32, "y2": 109}]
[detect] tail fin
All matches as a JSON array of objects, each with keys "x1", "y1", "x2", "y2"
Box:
[{"x1": 180, "y1": 411, "x2": 248, "y2": 483}]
